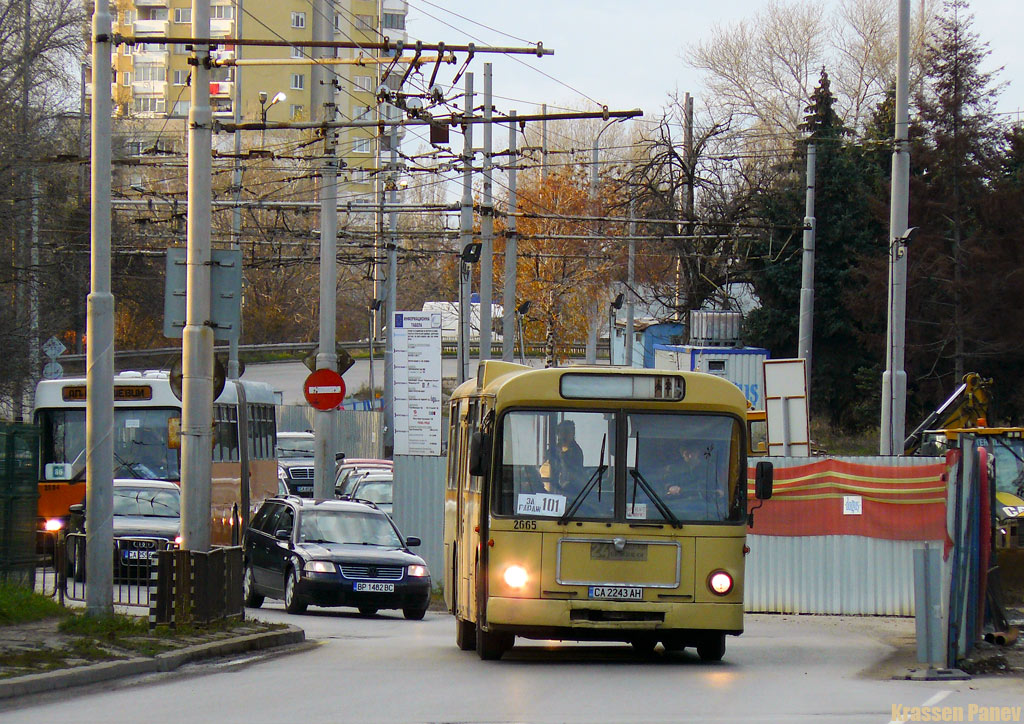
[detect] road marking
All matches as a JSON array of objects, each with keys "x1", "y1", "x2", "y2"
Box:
[
  {"x1": 888, "y1": 690, "x2": 951, "y2": 723},
  {"x1": 215, "y1": 654, "x2": 264, "y2": 668}
]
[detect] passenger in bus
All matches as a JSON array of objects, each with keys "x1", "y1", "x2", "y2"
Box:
[{"x1": 540, "y1": 420, "x2": 584, "y2": 495}]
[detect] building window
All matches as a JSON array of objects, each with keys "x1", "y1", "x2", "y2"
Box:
[
  {"x1": 334, "y1": 13, "x2": 341, "y2": 31},
  {"x1": 352, "y1": 138, "x2": 371, "y2": 154},
  {"x1": 122, "y1": 44, "x2": 131, "y2": 56},
  {"x1": 122, "y1": 10, "x2": 134, "y2": 25},
  {"x1": 133, "y1": 97, "x2": 165, "y2": 114},
  {"x1": 349, "y1": 168, "x2": 368, "y2": 183},
  {"x1": 383, "y1": 13, "x2": 405, "y2": 30},
  {"x1": 290, "y1": 104, "x2": 304, "y2": 120},
  {"x1": 291, "y1": 46, "x2": 303, "y2": 59},
  {"x1": 136, "y1": 42, "x2": 167, "y2": 53},
  {"x1": 135, "y1": 64, "x2": 165, "y2": 82},
  {"x1": 172, "y1": 70, "x2": 188, "y2": 86},
  {"x1": 211, "y1": 5, "x2": 233, "y2": 19},
  {"x1": 290, "y1": 73, "x2": 305, "y2": 90},
  {"x1": 173, "y1": 8, "x2": 191, "y2": 23},
  {"x1": 121, "y1": 71, "x2": 130, "y2": 86},
  {"x1": 138, "y1": 7, "x2": 167, "y2": 20},
  {"x1": 353, "y1": 75, "x2": 372, "y2": 93},
  {"x1": 290, "y1": 12, "x2": 305, "y2": 28},
  {"x1": 355, "y1": 14, "x2": 374, "y2": 31},
  {"x1": 173, "y1": 44, "x2": 189, "y2": 54},
  {"x1": 353, "y1": 105, "x2": 372, "y2": 120},
  {"x1": 126, "y1": 141, "x2": 144, "y2": 156},
  {"x1": 172, "y1": 100, "x2": 190, "y2": 116},
  {"x1": 383, "y1": 73, "x2": 402, "y2": 91}
]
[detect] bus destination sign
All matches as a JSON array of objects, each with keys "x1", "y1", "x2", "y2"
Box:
[{"x1": 62, "y1": 385, "x2": 154, "y2": 402}]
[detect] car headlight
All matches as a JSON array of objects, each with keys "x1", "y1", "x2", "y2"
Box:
[
  {"x1": 44, "y1": 518, "x2": 64, "y2": 532},
  {"x1": 503, "y1": 565, "x2": 528, "y2": 589},
  {"x1": 407, "y1": 564, "x2": 429, "y2": 577},
  {"x1": 305, "y1": 560, "x2": 335, "y2": 574},
  {"x1": 278, "y1": 467, "x2": 287, "y2": 483},
  {"x1": 708, "y1": 570, "x2": 734, "y2": 596}
]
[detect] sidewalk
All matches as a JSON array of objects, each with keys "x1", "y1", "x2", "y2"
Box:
[{"x1": 0, "y1": 616, "x2": 304, "y2": 700}]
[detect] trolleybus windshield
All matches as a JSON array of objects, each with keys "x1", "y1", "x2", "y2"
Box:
[
  {"x1": 495, "y1": 409, "x2": 742, "y2": 523},
  {"x1": 39, "y1": 407, "x2": 181, "y2": 482}
]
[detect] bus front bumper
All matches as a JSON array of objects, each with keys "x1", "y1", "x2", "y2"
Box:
[{"x1": 485, "y1": 596, "x2": 743, "y2": 638}]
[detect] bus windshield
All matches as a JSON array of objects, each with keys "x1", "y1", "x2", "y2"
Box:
[
  {"x1": 495, "y1": 409, "x2": 742, "y2": 523},
  {"x1": 39, "y1": 407, "x2": 181, "y2": 482}
]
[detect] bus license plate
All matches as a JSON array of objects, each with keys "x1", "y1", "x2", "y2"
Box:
[
  {"x1": 589, "y1": 586, "x2": 643, "y2": 601},
  {"x1": 354, "y1": 582, "x2": 394, "y2": 593}
]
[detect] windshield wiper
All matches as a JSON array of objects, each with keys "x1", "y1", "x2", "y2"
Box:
[
  {"x1": 628, "y1": 432, "x2": 681, "y2": 528},
  {"x1": 559, "y1": 435, "x2": 607, "y2": 524}
]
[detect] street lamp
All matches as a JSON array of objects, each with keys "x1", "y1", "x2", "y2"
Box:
[
  {"x1": 458, "y1": 243, "x2": 483, "y2": 382},
  {"x1": 609, "y1": 293, "x2": 624, "y2": 365},
  {"x1": 589, "y1": 117, "x2": 625, "y2": 363},
  {"x1": 369, "y1": 298, "x2": 383, "y2": 407},
  {"x1": 516, "y1": 300, "x2": 531, "y2": 365},
  {"x1": 258, "y1": 90, "x2": 286, "y2": 146}
]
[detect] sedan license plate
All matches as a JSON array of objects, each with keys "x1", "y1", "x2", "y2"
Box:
[
  {"x1": 296, "y1": 485, "x2": 313, "y2": 493},
  {"x1": 122, "y1": 550, "x2": 156, "y2": 562},
  {"x1": 589, "y1": 586, "x2": 643, "y2": 601},
  {"x1": 354, "y1": 581, "x2": 395, "y2": 593}
]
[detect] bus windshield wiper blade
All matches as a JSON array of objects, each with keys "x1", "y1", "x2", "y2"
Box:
[
  {"x1": 559, "y1": 435, "x2": 606, "y2": 524},
  {"x1": 628, "y1": 468, "x2": 682, "y2": 528}
]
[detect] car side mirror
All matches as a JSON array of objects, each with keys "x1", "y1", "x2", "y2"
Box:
[
  {"x1": 335, "y1": 452, "x2": 346, "y2": 461},
  {"x1": 274, "y1": 529, "x2": 291, "y2": 541},
  {"x1": 69, "y1": 503, "x2": 84, "y2": 514},
  {"x1": 405, "y1": 536, "x2": 421, "y2": 547},
  {"x1": 754, "y1": 461, "x2": 773, "y2": 500}
]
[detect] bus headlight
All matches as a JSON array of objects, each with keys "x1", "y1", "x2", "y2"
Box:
[
  {"x1": 503, "y1": 565, "x2": 528, "y2": 589},
  {"x1": 44, "y1": 518, "x2": 64, "y2": 532},
  {"x1": 708, "y1": 570, "x2": 733, "y2": 596},
  {"x1": 407, "y1": 564, "x2": 429, "y2": 577}
]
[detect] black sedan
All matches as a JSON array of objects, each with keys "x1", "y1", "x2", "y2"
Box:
[{"x1": 242, "y1": 497, "x2": 431, "y2": 619}]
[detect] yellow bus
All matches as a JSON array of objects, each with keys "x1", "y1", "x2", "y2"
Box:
[
  {"x1": 33, "y1": 371, "x2": 279, "y2": 546},
  {"x1": 443, "y1": 361, "x2": 773, "y2": 660}
]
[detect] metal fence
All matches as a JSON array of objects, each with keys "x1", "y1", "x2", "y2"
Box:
[
  {"x1": 391, "y1": 454, "x2": 446, "y2": 586},
  {"x1": 0, "y1": 422, "x2": 40, "y2": 586},
  {"x1": 61, "y1": 531, "x2": 168, "y2": 607},
  {"x1": 278, "y1": 407, "x2": 383, "y2": 459}
]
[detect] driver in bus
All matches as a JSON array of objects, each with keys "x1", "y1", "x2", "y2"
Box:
[
  {"x1": 540, "y1": 420, "x2": 585, "y2": 496},
  {"x1": 658, "y1": 439, "x2": 703, "y2": 498}
]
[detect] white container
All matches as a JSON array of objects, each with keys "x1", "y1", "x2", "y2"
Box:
[
  {"x1": 689, "y1": 310, "x2": 742, "y2": 347},
  {"x1": 653, "y1": 344, "x2": 769, "y2": 409}
]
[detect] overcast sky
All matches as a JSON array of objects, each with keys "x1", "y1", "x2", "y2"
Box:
[{"x1": 404, "y1": 0, "x2": 1024, "y2": 124}]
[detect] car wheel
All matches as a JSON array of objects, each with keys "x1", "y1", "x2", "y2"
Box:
[
  {"x1": 357, "y1": 606, "x2": 378, "y2": 616},
  {"x1": 403, "y1": 606, "x2": 428, "y2": 621},
  {"x1": 284, "y1": 568, "x2": 307, "y2": 614},
  {"x1": 455, "y1": 617, "x2": 476, "y2": 650},
  {"x1": 243, "y1": 564, "x2": 263, "y2": 608},
  {"x1": 696, "y1": 633, "x2": 726, "y2": 662},
  {"x1": 476, "y1": 625, "x2": 511, "y2": 661}
]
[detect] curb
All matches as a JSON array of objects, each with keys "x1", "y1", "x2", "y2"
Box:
[{"x1": 0, "y1": 625, "x2": 305, "y2": 700}]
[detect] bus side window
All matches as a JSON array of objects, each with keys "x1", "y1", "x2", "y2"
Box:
[{"x1": 446, "y1": 401, "x2": 460, "y2": 490}]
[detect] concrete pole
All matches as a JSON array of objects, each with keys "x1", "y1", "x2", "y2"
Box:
[
  {"x1": 314, "y1": 116, "x2": 338, "y2": 499},
  {"x1": 541, "y1": 103, "x2": 548, "y2": 182},
  {"x1": 458, "y1": 74, "x2": 474, "y2": 385},
  {"x1": 383, "y1": 123, "x2": 398, "y2": 457},
  {"x1": 479, "y1": 63, "x2": 493, "y2": 361},
  {"x1": 625, "y1": 198, "x2": 635, "y2": 367},
  {"x1": 29, "y1": 173, "x2": 40, "y2": 382},
  {"x1": 798, "y1": 143, "x2": 816, "y2": 392},
  {"x1": 181, "y1": 0, "x2": 214, "y2": 551},
  {"x1": 310, "y1": 0, "x2": 328, "y2": 122},
  {"x1": 881, "y1": 0, "x2": 912, "y2": 456},
  {"x1": 585, "y1": 140, "x2": 600, "y2": 365},
  {"x1": 228, "y1": 0, "x2": 244, "y2": 379},
  {"x1": 502, "y1": 111, "x2": 518, "y2": 362},
  {"x1": 86, "y1": 0, "x2": 114, "y2": 615}
]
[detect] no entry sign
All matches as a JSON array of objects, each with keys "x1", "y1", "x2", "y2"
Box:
[{"x1": 303, "y1": 368, "x2": 346, "y2": 411}]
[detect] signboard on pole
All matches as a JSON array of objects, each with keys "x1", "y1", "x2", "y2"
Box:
[
  {"x1": 764, "y1": 358, "x2": 810, "y2": 456},
  {"x1": 303, "y1": 368, "x2": 346, "y2": 411},
  {"x1": 393, "y1": 311, "x2": 443, "y2": 456}
]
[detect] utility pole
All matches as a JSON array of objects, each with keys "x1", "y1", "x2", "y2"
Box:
[
  {"x1": 181, "y1": 0, "x2": 214, "y2": 551},
  {"x1": 86, "y1": 0, "x2": 115, "y2": 615},
  {"x1": 541, "y1": 103, "x2": 548, "y2": 182},
  {"x1": 680, "y1": 92, "x2": 694, "y2": 326},
  {"x1": 313, "y1": 107, "x2": 338, "y2": 499},
  {"x1": 228, "y1": 0, "x2": 244, "y2": 379},
  {"x1": 798, "y1": 142, "x2": 816, "y2": 394},
  {"x1": 383, "y1": 122, "x2": 398, "y2": 457},
  {"x1": 502, "y1": 111, "x2": 518, "y2": 363},
  {"x1": 480, "y1": 63, "x2": 494, "y2": 362},
  {"x1": 881, "y1": 0, "x2": 912, "y2": 456},
  {"x1": 457, "y1": 74, "x2": 474, "y2": 385},
  {"x1": 310, "y1": 0, "x2": 328, "y2": 122},
  {"x1": 625, "y1": 198, "x2": 635, "y2": 367}
]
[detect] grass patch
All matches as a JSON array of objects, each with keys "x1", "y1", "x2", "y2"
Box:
[
  {"x1": 0, "y1": 582, "x2": 68, "y2": 626},
  {"x1": 58, "y1": 612, "x2": 149, "y2": 639}
]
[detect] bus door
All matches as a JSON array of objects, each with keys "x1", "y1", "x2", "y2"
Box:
[{"x1": 458, "y1": 400, "x2": 481, "y2": 623}]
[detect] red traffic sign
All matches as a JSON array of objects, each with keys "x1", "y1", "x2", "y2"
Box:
[{"x1": 303, "y1": 368, "x2": 346, "y2": 411}]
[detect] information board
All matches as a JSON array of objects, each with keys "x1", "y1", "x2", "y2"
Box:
[{"x1": 393, "y1": 311, "x2": 443, "y2": 456}]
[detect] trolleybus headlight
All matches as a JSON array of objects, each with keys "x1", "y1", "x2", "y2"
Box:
[
  {"x1": 503, "y1": 565, "x2": 528, "y2": 589},
  {"x1": 407, "y1": 564, "x2": 429, "y2": 577},
  {"x1": 44, "y1": 518, "x2": 64, "y2": 532},
  {"x1": 708, "y1": 570, "x2": 733, "y2": 596},
  {"x1": 173, "y1": 535, "x2": 183, "y2": 546}
]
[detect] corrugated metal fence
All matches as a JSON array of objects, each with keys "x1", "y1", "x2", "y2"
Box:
[
  {"x1": 391, "y1": 455, "x2": 446, "y2": 587},
  {"x1": 745, "y1": 455, "x2": 945, "y2": 616},
  {"x1": 277, "y1": 406, "x2": 383, "y2": 459}
]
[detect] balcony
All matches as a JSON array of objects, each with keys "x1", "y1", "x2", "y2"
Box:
[
  {"x1": 133, "y1": 49, "x2": 168, "y2": 64},
  {"x1": 209, "y1": 81, "x2": 233, "y2": 97},
  {"x1": 133, "y1": 19, "x2": 169, "y2": 35},
  {"x1": 211, "y1": 17, "x2": 233, "y2": 35},
  {"x1": 134, "y1": 0, "x2": 169, "y2": 6},
  {"x1": 132, "y1": 80, "x2": 165, "y2": 95}
]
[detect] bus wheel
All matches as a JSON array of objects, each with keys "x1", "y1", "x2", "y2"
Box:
[
  {"x1": 476, "y1": 625, "x2": 510, "y2": 660},
  {"x1": 630, "y1": 637, "x2": 658, "y2": 655},
  {"x1": 696, "y1": 634, "x2": 726, "y2": 662},
  {"x1": 455, "y1": 617, "x2": 476, "y2": 651}
]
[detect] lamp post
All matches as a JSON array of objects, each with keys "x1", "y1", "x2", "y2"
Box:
[
  {"x1": 516, "y1": 300, "x2": 531, "y2": 365},
  {"x1": 258, "y1": 90, "x2": 285, "y2": 147},
  {"x1": 608, "y1": 293, "x2": 624, "y2": 365},
  {"x1": 458, "y1": 242, "x2": 482, "y2": 384},
  {"x1": 369, "y1": 298, "x2": 383, "y2": 408},
  {"x1": 588, "y1": 119, "x2": 622, "y2": 363}
]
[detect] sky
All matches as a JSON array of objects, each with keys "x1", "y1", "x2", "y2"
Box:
[{"x1": 403, "y1": 0, "x2": 1024, "y2": 126}]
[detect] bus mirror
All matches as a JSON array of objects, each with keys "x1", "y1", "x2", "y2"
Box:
[
  {"x1": 167, "y1": 417, "x2": 181, "y2": 450},
  {"x1": 754, "y1": 461, "x2": 773, "y2": 500},
  {"x1": 469, "y1": 431, "x2": 491, "y2": 477}
]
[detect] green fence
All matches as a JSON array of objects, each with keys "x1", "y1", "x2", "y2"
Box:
[{"x1": 0, "y1": 422, "x2": 39, "y2": 586}]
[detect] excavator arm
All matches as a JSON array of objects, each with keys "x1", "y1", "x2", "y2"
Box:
[{"x1": 904, "y1": 373, "x2": 992, "y2": 455}]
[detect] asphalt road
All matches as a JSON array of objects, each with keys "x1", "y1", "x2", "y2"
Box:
[{"x1": 5, "y1": 604, "x2": 1023, "y2": 724}]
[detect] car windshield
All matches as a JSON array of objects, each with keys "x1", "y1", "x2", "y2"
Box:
[
  {"x1": 298, "y1": 510, "x2": 402, "y2": 547},
  {"x1": 353, "y1": 480, "x2": 392, "y2": 505},
  {"x1": 276, "y1": 436, "x2": 315, "y2": 458},
  {"x1": 38, "y1": 407, "x2": 181, "y2": 481},
  {"x1": 112, "y1": 487, "x2": 181, "y2": 518}
]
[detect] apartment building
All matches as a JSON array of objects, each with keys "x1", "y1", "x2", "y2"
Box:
[{"x1": 87, "y1": 0, "x2": 409, "y2": 200}]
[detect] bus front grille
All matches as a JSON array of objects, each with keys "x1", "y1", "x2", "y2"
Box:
[{"x1": 569, "y1": 609, "x2": 665, "y2": 623}]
